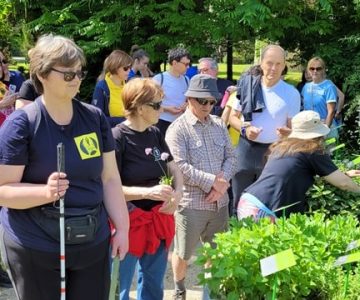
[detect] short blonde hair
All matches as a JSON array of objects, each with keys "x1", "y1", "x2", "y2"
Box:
[
  {"x1": 30, "y1": 34, "x2": 86, "y2": 93},
  {"x1": 122, "y1": 78, "x2": 164, "y2": 117},
  {"x1": 103, "y1": 50, "x2": 132, "y2": 75},
  {"x1": 307, "y1": 57, "x2": 326, "y2": 75}
]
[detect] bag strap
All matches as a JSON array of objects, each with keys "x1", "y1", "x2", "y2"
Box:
[
  {"x1": 40, "y1": 205, "x2": 101, "y2": 219},
  {"x1": 184, "y1": 75, "x2": 189, "y2": 87},
  {"x1": 160, "y1": 72, "x2": 164, "y2": 86},
  {"x1": 22, "y1": 98, "x2": 41, "y2": 139}
]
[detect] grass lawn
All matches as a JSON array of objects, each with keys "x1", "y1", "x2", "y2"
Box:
[
  {"x1": 11, "y1": 62, "x2": 302, "y2": 87},
  {"x1": 217, "y1": 63, "x2": 251, "y2": 80},
  {"x1": 217, "y1": 63, "x2": 301, "y2": 86}
]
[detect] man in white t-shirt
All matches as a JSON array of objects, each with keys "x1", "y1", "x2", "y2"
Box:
[
  {"x1": 153, "y1": 48, "x2": 190, "y2": 135},
  {"x1": 229, "y1": 45, "x2": 301, "y2": 216}
]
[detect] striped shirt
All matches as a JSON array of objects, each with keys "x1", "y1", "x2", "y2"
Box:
[{"x1": 166, "y1": 109, "x2": 236, "y2": 211}]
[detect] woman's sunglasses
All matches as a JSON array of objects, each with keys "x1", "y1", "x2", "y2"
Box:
[
  {"x1": 123, "y1": 65, "x2": 132, "y2": 72},
  {"x1": 145, "y1": 101, "x2": 162, "y2": 111},
  {"x1": 195, "y1": 98, "x2": 216, "y2": 106},
  {"x1": 309, "y1": 67, "x2": 323, "y2": 72},
  {"x1": 51, "y1": 68, "x2": 88, "y2": 82}
]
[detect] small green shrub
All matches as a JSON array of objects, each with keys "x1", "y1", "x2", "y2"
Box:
[
  {"x1": 307, "y1": 158, "x2": 360, "y2": 218},
  {"x1": 197, "y1": 213, "x2": 360, "y2": 299}
]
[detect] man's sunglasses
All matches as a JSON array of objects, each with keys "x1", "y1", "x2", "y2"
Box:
[
  {"x1": 145, "y1": 101, "x2": 162, "y2": 111},
  {"x1": 0, "y1": 59, "x2": 8, "y2": 64},
  {"x1": 309, "y1": 67, "x2": 323, "y2": 72},
  {"x1": 51, "y1": 68, "x2": 88, "y2": 82},
  {"x1": 195, "y1": 98, "x2": 216, "y2": 106}
]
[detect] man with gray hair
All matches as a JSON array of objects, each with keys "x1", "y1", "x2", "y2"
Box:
[
  {"x1": 229, "y1": 44, "x2": 301, "y2": 216},
  {"x1": 198, "y1": 57, "x2": 234, "y2": 116},
  {"x1": 166, "y1": 74, "x2": 236, "y2": 299}
]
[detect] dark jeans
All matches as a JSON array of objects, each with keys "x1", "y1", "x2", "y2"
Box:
[
  {"x1": 231, "y1": 137, "x2": 270, "y2": 216},
  {"x1": 0, "y1": 227, "x2": 110, "y2": 300}
]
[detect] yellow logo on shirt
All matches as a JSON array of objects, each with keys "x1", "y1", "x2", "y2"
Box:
[{"x1": 74, "y1": 132, "x2": 101, "y2": 160}]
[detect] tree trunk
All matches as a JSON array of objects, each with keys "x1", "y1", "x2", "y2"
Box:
[{"x1": 226, "y1": 39, "x2": 233, "y2": 81}]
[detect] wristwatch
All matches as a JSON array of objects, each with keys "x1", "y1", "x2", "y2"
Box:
[{"x1": 241, "y1": 122, "x2": 251, "y2": 137}]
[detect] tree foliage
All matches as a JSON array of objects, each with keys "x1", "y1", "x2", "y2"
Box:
[{"x1": 5, "y1": 0, "x2": 360, "y2": 145}]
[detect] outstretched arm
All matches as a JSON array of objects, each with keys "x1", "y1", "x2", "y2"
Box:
[{"x1": 323, "y1": 170, "x2": 360, "y2": 193}]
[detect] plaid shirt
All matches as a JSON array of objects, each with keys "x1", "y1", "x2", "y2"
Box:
[{"x1": 166, "y1": 109, "x2": 236, "y2": 211}]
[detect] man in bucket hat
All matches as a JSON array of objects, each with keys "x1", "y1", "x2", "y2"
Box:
[
  {"x1": 237, "y1": 110, "x2": 360, "y2": 221},
  {"x1": 166, "y1": 74, "x2": 236, "y2": 300}
]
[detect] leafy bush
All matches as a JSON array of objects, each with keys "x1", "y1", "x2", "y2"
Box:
[
  {"x1": 197, "y1": 213, "x2": 360, "y2": 299},
  {"x1": 307, "y1": 159, "x2": 360, "y2": 218}
]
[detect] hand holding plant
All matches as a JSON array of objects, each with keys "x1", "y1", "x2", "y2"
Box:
[
  {"x1": 145, "y1": 148, "x2": 177, "y2": 211},
  {"x1": 145, "y1": 148, "x2": 173, "y2": 186},
  {"x1": 147, "y1": 185, "x2": 173, "y2": 202},
  {"x1": 346, "y1": 169, "x2": 360, "y2": 177}
]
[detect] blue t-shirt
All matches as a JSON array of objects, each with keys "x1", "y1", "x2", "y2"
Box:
[
  {"x1": 153, "y1": 72, "x2": 188, "y2": 123},
  {"x1": 302, "y1": 79, "x2": 337, "y2": 120},
  {"x1": 0, "y1": 98, "x2": 115, "y2": 252}
]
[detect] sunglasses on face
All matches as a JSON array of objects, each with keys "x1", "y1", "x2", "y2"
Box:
[
  {"x1": 309, "y1": 67, "x2": 323, "y2": 72},
  {"x1": 51, "y1": 68, "x2": 87, "y2": 82},
  {"x1": 123, "y1": 65, "x2": 132, "y2": 72},
  {"x1": 145, "y1": 101, "x2": 162, "y2": 111},
  {"x1": 195, "y1": 98, "x2": 216, "y2": 106},
  {"x1": 0, "y1": 59, "x2": 8, "y2": 64}
]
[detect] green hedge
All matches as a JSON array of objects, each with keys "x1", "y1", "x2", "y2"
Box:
[{"x1": 197, "y1": 213, "x2": 360, "y2": 299}]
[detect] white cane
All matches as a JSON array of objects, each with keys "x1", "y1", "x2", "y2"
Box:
[{"x1": 57, "y1": 143, "x2": 66, "y2": 300}]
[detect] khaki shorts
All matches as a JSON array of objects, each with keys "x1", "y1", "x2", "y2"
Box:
[{"x1": 174, "y1": 206, "x2": 229, "y2": 260}]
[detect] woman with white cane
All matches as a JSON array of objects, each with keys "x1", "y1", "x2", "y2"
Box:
[{"x1": 0, "y1": 34, "x2": 129, "y2": 300}]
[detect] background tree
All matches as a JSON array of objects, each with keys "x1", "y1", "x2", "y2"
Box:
[{"x1": 7, "y1": 0, "x2": 360, "y2": 147}]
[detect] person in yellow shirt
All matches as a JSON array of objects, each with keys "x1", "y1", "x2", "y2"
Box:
[
  {"x1": 221, "y1": 90, "x2": 240, "y2": 147},
  {"x1": 92, "y1": 50, "x2": 132, "y2": 127}
]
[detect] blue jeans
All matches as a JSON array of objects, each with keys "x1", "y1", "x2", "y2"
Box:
[{"x1": 119, "y1": 241, "x2": 168, "y2": 300}]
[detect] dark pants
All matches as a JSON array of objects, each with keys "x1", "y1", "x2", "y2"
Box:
[
  {"x1": 232, "y1": 137, "x2": 270, "y2": 216},
  {"x1": 0, "y1": 227, "x2": 110, "y2": 300},
  {"x1": 155, "y1": 119, "x2": 171, "y2": 136}
]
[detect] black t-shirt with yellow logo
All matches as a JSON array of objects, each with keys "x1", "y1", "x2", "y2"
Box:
[{"x1": 0, "y1": 98, "x2": 114, "y2": 252}]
